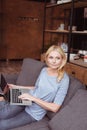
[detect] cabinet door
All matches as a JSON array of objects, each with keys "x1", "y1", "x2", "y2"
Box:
[
  {"x1": 66, "y1": 63, "x2": 86, "y2": 84},
  {"x1": 0, "y1": 0, "x2": 44, "y2": 59},
  {"x1": 84, "y1": 70, "x2": 87, "y2": 86}
]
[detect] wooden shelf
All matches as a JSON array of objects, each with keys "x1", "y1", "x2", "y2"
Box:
[
  {"x1": 46, "y1": 1, "x2": 87, "y2": 9},
  {"x1": 46, "y1": 1, "x2": 72, "y2": 8},
  {"x1": 70, "y1": 59, "x2": 87, "y2": 68},
  {"x1": 45, "y1": 29, "x2": 87, "y2": 35},
  {"x1": 72, "y1": 31, "x2": 87, "y2": 35},
  {"x1": 45, "y1": 29, "x2": 69, "y2": 34}
]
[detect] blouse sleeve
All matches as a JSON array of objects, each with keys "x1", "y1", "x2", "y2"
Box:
[{"x1": 54, "y1": 73, "x2": 69, "y2": 106}]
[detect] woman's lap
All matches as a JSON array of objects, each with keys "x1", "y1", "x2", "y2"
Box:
[
  {"x1": 0, "y1": 101, "x2": 36, "y2": 130},
  {"x1": 0, "y1": 101, "x2": 25, "y2": 119},
  {"x1": 0, "y1": 110, "x2": 36, "y2": 130}
]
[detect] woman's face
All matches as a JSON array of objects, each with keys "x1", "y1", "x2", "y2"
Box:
[{"x1": 47, "y1": 50, "x2": 63, "y2": 69}]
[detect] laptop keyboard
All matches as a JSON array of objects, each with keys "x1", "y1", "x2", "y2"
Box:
[{"x1": 12, "y1": 89, "x2": 22, "y2": 103}]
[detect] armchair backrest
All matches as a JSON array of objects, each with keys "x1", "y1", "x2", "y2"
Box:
[
  {"x1": 47, "y1": 75, "x2": 85, "y2": 119},
  {"x1": 16, "y1": 58, "x2": 46, "y2": 86}
]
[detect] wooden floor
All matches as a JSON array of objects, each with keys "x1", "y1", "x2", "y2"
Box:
[{"x1": 0, "y1": 60, "x2": 23, "y2": 74}]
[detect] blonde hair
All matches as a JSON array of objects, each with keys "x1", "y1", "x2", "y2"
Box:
[{"x1": 45, "y1": 45, "x2": 67, "y2": 82}]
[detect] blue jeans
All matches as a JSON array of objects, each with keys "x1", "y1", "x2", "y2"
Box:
[{"x1": 0, "y1": 101, "x2": 36, "y2": 130}]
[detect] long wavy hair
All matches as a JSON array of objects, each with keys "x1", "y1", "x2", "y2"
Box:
[{"x1": 45, "y1": 45, "x2": 67, "y2": 82}]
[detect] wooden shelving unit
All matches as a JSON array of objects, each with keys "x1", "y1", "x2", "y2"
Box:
[{"x1": 42, "y1": 0, "x2": 87, "y2": 85}]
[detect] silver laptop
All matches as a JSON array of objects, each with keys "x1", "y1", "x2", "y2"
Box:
[{"x1": 0, "y1": 74, "x2": 32, "y2": 106}]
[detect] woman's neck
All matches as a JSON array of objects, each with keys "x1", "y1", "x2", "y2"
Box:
[{"x1": 46, "y1": 67, "x2": 58, "y2": 76}]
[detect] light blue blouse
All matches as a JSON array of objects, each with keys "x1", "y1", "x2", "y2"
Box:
[{"x1": 25, "y1": 67, "x2": 69, "y2": 121}]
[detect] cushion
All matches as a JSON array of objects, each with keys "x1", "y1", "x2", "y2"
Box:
[
  {"x1": 16, "y1": 58, "x2": 46, "y2": 86},
  {"x1": 49, "y1": 89, "x2": 87, "y2": 130},
  {"x1": 47, "y1": 75, "x2": 85, "y2": 119},
  {"x1": 11, "y1": 117, "x2": 49, "y2": 130}
]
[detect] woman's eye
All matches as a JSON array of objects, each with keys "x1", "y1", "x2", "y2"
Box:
[
  {"x1": 56, "y1": 57, "x2": 60, "y2": 60},
  {"x1": 49, "y1": 56, "x2": 53, "y2": 59},
  {"x1": 48, "y1": 56, "x2": 61, "y2": 60}
]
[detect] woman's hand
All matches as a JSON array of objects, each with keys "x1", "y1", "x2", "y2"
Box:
[
  {"x1": 8, "y1": 84, "x2": 35, "y2": 90},
  {"x1": 18, "y1": 93, "x2": 35, "y2": 101},
  {"x1": 8, "y1": 84, "x2": 17, "y2": 89},
  {"x1": 19, "y1": 94, "x2": 61, "y2": 113}
]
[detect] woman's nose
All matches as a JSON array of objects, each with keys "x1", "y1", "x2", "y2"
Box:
[{"x1": 52, "y1": 58, "x2": 56, "y2": 63}]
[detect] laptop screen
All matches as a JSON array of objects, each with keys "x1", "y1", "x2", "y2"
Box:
[{"x1": 0, "y1": 74, "x2": 9, "y2": 94}]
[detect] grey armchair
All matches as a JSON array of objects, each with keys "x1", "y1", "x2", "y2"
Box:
[{"x1": 1, "y1": 58, "x2": 86, "y2": 130}]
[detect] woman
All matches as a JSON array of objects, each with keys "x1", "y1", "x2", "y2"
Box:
[{"x1": 0, "y1": 45, "x2": 69, "y2": 130}]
